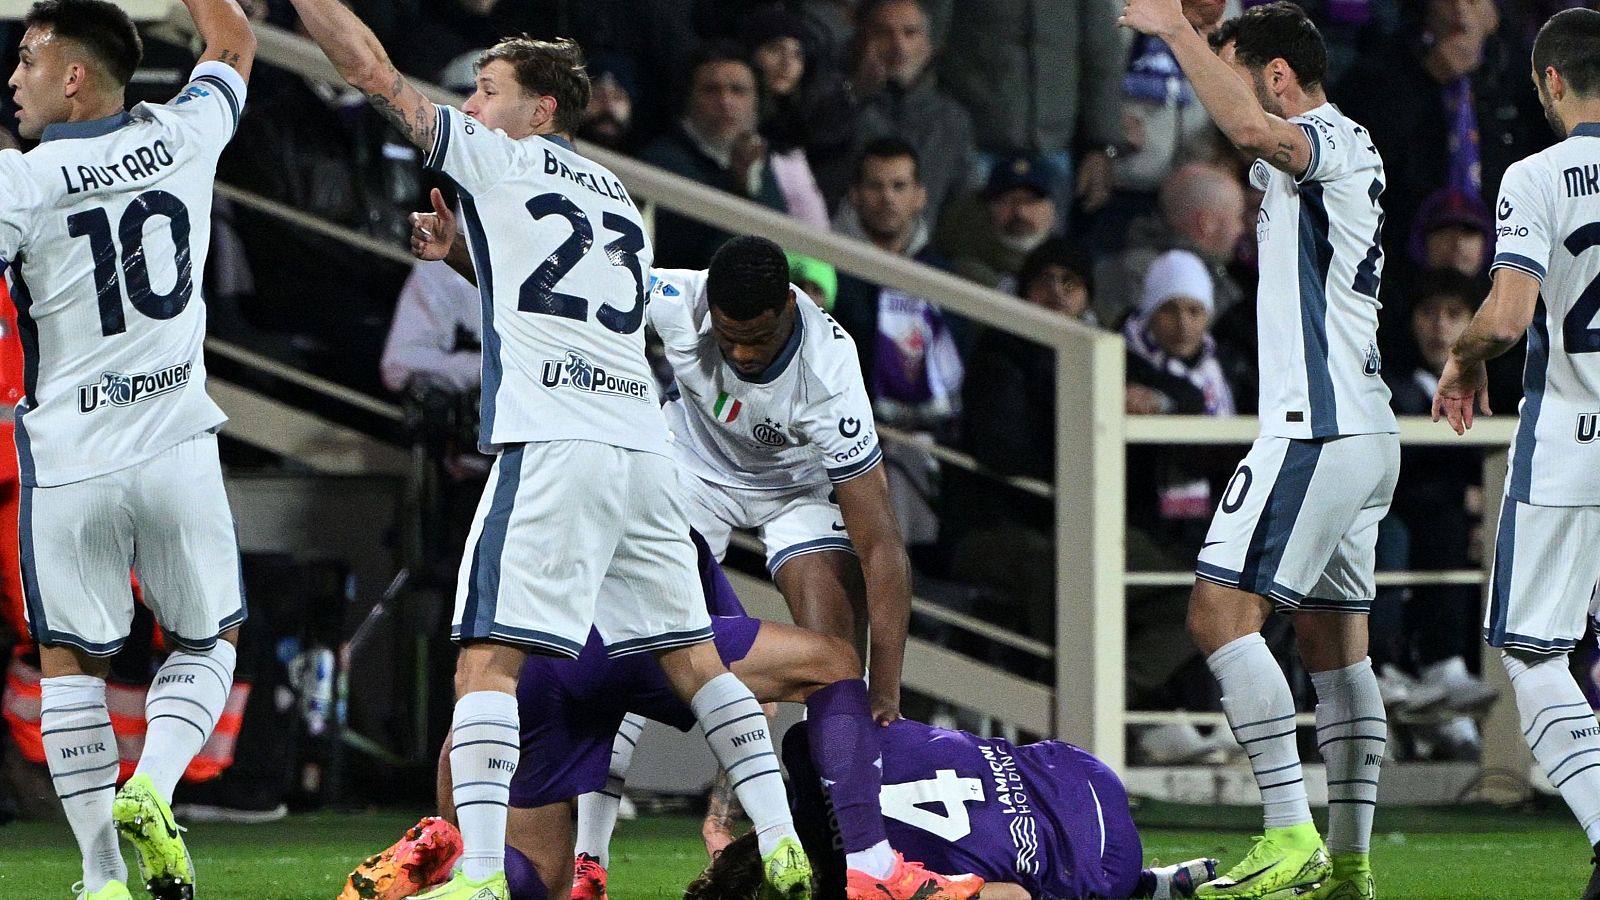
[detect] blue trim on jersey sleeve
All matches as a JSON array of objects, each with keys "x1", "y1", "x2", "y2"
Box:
[
  {"x1": 825, "y1": 443, "x2": 882, "y2": 483},
  {"x1": 426, "y1": 105, "x2": 451, "y2": 171},
  {"x1": 1295, "y1": 121, "x2": 1321, "y2": 182},
  {"x1": 1485, "y1": 496, "x2": 1518, "y2": 648},
  {"x1": 191, "y1": 74, "x2": 240, "y2": 132},
  {"x1": 457, "y1": 192, "x2": 501, "y2": 445},
  {"x1": 1491, "y1": 252, "x2": 1547, "y2": 283},
  {"x1": 1238, "y1": 439, "x2": 1322, "y2": 594},
  {"x1": 768, "y1": 536, "x2": 856, "y2": 575},
  {"x1": 732, "y1": 307, "x2": 804, "y2": 384},
  {"x1": 461, "y1": 444, "x2": 523, "y2": 640},
  {"x1": 1509, "y1": 298, "x2": 1549, "y2": 503},
  {"x1": 1297, "y1": 183, "x2": 1339, "y2": 437}
]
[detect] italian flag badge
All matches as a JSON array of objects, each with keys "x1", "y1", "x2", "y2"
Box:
[{"x1": 713, "y1": 391, "x2": 742, "y2": 423}]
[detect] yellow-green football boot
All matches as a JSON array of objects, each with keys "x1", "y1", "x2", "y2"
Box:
[{"x1": 111, "y1": 774, "x2": 193, "y2": 900}]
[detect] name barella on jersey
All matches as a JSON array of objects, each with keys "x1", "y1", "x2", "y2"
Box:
[
  {"x1": 1491, "y1": 124, "x2": 1600, "y2": 506},
  {"x1": 424, "y1": 105, "x2": 667, "y2": 457},
  {"x1": 646, "y1": 268, "x2": 881, "y2": 490},
  {"x1": 0, "y1": 62, "x2": 244, "y2": 488},
  {"x1": 1251, "y1": 103, "x2": 1396, "y2": 440}
]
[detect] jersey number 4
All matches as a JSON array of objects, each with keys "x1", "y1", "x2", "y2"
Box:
[
  {"x1": 520, "y1": 192, "x2": 645, "y2": 334},
  {"x1": 881, "y1": 769, "x2": 986, "y2": 842},
  {"x1": 67, "y1": 190, "x2": 193, "y2": 337}
]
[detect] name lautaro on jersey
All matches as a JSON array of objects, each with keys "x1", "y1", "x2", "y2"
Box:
[
  {"x1": 77, "y1": 362, "x2": 192, "y2": 414},
  {"x1": 539, "y1": 350, "x2": 650, "y2": 402},
  {"x1": 59, "y1": 140, "x2": 176, "y2": 195}
]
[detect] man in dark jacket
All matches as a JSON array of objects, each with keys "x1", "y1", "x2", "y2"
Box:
[{"x1": 640, "y1": 43, "x2": 788, "y2": 269}]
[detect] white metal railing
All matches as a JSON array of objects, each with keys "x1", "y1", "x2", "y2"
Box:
[{"x1": 148, "y1": 13, "x2": 1538, "y2": 777}]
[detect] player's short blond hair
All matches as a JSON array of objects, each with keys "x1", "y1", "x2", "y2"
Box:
[{"x1": 477, "y1": 36, "x2": 591, "y2": 135}]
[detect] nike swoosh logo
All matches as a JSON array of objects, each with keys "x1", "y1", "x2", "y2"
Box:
[
  {"x1": 831, "y1": 523, "x2": 847, "y2": 531},
  {"x1": 1223, "y1": 861, "x2": 1279, "y2": 886},
  {"x1": 1201, "y1": 541, "x2": 1222, "y2": 549}
]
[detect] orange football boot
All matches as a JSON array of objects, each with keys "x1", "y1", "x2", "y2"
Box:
[
  {"x1": 846, "y1": 852, "x2": 984, "y2": 900},
  {"x1": 571, "y1": 852, "x2": 608, "y2": 900},
  {"x1": 340, "y1": 816, "x2": 465, "y2": 900}
]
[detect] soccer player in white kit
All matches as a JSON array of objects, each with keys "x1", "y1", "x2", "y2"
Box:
[
  {"x1": 284, "y1": 3, "x2": 812, "y2": 899},
  {"x1": 1435, "y1": 11, "x2": 1600, "y2": 898},
  {"x1": 0, "y1": 2, "x2": 255, "y2": 898},
  {"x1": 1121, "y1": 3, "x2": 1397, "y2": 898}
]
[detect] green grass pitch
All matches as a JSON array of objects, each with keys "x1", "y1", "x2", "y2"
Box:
[{"x1": 0, "y1": 804, "x2": 1587, "y2": 899}]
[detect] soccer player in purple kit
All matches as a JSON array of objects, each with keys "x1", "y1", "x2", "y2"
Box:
[
  {"x1": 691, "y1": 719, "x2": 1218, "y2": 900},
  {"x1": 343, "y1": 531, "x2": 982, "y2": 900}
]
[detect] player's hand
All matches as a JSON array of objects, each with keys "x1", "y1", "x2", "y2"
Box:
[
  {"x1": 1118, "y1": 0, "x2": 1190, "y2": 38},
  {"x1": 409, "y1": 187, "x2": 457, "y2": 261},
  {"x1": 869, "y1": 684, "x2": 902, "y2": 727},
  {"x1": 1432, "y1": 356, "x2": 1492, "y2": 435}
]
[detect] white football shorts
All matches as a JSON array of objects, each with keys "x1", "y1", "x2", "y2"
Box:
[
  {"x1": 676, "y1": 467, "x2": 855, "y2": 574},
  {"x1": 451, "y1": 440, "x2": 713, "y2": 658},
  {"x1": 22, "y1": 432, "x2": 244, "y2": 656},
  {"x1": 1484, "y1": 496, "x2": 1600, "y2": 655},
  {"x1": 1196, "y1": 433, "x2": 1399, "y2": 612}
]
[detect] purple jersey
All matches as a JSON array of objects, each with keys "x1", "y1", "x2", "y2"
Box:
[
  {"x1": 785, "y1": 720, "x2": 1143, "y2": 899},
  {"x1": 508, "y1": 530, "x2": 760, "y2": 808}
]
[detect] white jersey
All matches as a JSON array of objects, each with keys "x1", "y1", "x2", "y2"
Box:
[
  {"x1": 1491, "y1": 124, "x2": 1600, "y2": 506},
  {"x1": 424, "y1": 106, "x2": 666, "y2": 456},
  {"x1": 647, "y1": 269, "x2": 881, "y2": 491},
  {"x1": 1250, "y1": 103, "x2": 1396, "y2": 440},
  {"x1": 0, "y1": 63, "x2": 244, "y2": 487}
]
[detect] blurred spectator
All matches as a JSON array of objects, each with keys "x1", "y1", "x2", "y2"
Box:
[
  {"x1": 929, "y1": 0, "x2": 1124, "y2": 220},
  {"x1": 937, "y1": 238, "x2": 1095, "y2": 642},
  {"x1": 578, "y1": 54, "x2": 640, "y2": 151},
  {"x1": 417, "y1": 0, "x2": 696, "y2": 140},
  {"x1": 934, "y1": 154, "x2": 1059, "y2": 290},
  {"x1": 1376, "y1": 268, "x2": 1497, "y2": 759},
  {"x1": 742, "y1": 5, "x2": 857, "y2": 217},
  {"x1": 848, "y1": 0, "x2": 978, "y2": 220},
  {"x1": 640, "y1": 44, "x2": 790, "y2": 268},
  {"x1": 835, "y1": 138, "x2": 967, "y2": 430},
  {"x1": 1123, "y1": 250, "x2": 1235, "y2": 420},
  {"x1": 695, "y1": 0, "x2": 858, "y2": 72},
  {"x1": 787, "y1": 253, "x2": 839, "y2": 311},
  {"x1": 380, "y1": 262, "x2": 483, "y2": 397},
  {"x1": 1081, "y1": 27, "x2": 1222, "y2": 256},
  {"x1": 1093, "y1": 163, "x2": 1247, "y2": 328},
  {"x1": 1333, "y1": 0, "x2": 1550, "y2": 286},
  {"x1": 1409, "y1": 188, "x2": 1493, "y2": 278}
]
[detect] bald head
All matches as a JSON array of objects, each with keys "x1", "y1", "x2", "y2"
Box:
[{"x1": 1158, "y1": 164, "x2": 1247, "y2": 263}]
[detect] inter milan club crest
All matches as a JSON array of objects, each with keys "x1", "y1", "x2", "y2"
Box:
[{"x1": 752, "y1": 417, "x2": 788, "y2": 447}]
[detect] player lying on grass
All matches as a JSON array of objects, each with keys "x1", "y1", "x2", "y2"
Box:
[
  {"x1": 691, "y1": 719, "x2": 1218, "y2": 900},
  {"x1": 343, "y1": 531, "x2": 982, "y2": 900}
]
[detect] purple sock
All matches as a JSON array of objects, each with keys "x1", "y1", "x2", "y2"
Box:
[
  {"x1": 804, "y1": 679, "x2": 888, "y2": 853},
  {"x1": 504, "y1": 845, "x2": 548, "y2": 900}
]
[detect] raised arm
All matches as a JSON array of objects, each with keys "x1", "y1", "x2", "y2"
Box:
[
  {"x1": 1120, "y1": 0, "x2": 1313, "y2": 175},
  {"x1": 285, "y1": 0, "x2": 437, "y2": 151},
  {"x1": 181, "y1": 0, "x2": 257, "y2": 81}
]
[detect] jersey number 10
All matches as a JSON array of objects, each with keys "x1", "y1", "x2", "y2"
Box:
[{"x1": 66, "y1": 189, "x2": 193, "y2": 337}]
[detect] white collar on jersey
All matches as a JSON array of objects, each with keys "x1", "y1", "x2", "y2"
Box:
[{"x1": 40, "y1": 110, "x2": 134, "y2": 143}]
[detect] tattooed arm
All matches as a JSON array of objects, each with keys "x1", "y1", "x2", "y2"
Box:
[
  {"x1": 701, "y1": 769, "x2": 745, "y2": 859},
  {"x1": 181, "y1": 0, "x2": 257, "y2": 81},
  {"x1": 285, "y1": 0, "x2": 437, "y2": 152},
  {"x1": 1119, "y1": 0, "x2": 1313, "y2": 176}
]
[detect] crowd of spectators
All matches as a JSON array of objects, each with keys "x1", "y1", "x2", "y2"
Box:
[{"x1": 0, "y1": 0, "x2": 1579, "y2": 757}]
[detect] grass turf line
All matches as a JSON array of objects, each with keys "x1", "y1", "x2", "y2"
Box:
[{"x1": 0, "y1": 808, "x2": 1587, "y2": 899}]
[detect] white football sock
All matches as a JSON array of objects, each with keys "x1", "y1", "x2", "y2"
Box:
[
  {"x1": 1505, "y1": 651, "x2": 1600, "y2": 845},
  {"x1": 574, "y1": 712, "x2": 645, "y2": 867},
  {"x1": 846, "y1": 840, "x2": 896, "y2": 878},
  {"x1": 450, "y1": 690, "x2": 521, "y2": 880},
  {"x1": 1208, "y1": 633, "x2": 1312, "y2": 830},
  {"x1": 1311, "y1": 658, "x2": 1386, "y2": 855},
  {"x1": 690, "y1": 673, "x2": 796, "y2": 855},
  {"x1": 41, "y1": 675, "x2": 126, "y2": 893},
  {"x1": 136, "y1": 640, "x2": 236, "y2": 800}
]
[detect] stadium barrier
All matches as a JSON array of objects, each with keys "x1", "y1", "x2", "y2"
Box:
[{"x1": 147, "y1": 14, "x2": 1540, "y2": 795}]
